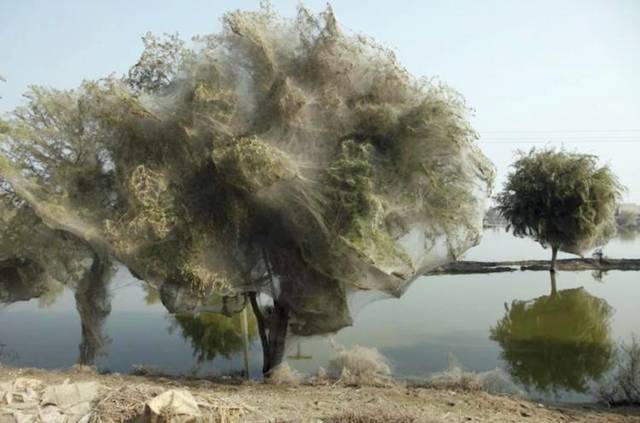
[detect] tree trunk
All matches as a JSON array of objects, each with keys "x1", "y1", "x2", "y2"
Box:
[
  {"x1": 549, "y1": 271, "x2": 558, "y2": 297},
  {"x1": 249, "y1": 292, "x2": 270, "y2": 373},
  {"x1": 550, "y1": 246, "x2": 559, "y2": 273},
  {"x1": 249, "y1": 292, "x2": 290, "y2": 376},
  {"x1": 240, "y1": 307, "x2": 250, "y2": 379},
  {"x1": 266, "y1": 299, "x2": 289, "y2": 375}
]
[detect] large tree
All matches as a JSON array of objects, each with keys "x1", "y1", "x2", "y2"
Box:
[
  {"x1": 496, "y1": 148, "x2": 623, "y2": 271},
  {"x1": 0, "y1": 4, "x2": 494, "y2": 374}
]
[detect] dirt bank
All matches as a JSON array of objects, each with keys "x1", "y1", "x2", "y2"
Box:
[
  {"x1": 1, "y1": 366, "x2": 638, "y2": 422},
  {"x1": 426, "y1": 258, "x2": 640, "y2": 275}
]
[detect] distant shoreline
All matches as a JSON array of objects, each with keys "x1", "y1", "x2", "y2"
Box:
[{"x1": 426, "y1": 257, "x2": 640, "y2": 275}]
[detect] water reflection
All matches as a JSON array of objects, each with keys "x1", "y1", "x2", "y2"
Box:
[
  {"x1": 73, "y1": 258, "x2": 113, "y2": 366},
  {"x1": 144, "y1": 284, "x2": 257, "y2": 373},
  {"x1": 490, "y1": 272, "x2": 615, "y2": 394},
  {"x1": 0, "y1": 260, "x2": 64, "y2": 307},
  {"x1": 168, "y1": 310, "x2": 257, "y2": 364},
  {"x1": 0, "y1": 257, "x2": 113, "y2": 367}
]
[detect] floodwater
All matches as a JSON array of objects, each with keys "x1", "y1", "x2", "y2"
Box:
[{"x1": 1, "y1": 229, "x2": 639, "y2": 402}]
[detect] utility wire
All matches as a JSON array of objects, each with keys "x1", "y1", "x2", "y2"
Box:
[
  {"x1": 480, "y1": 139, "x2": 640, "y2": 144},
  {"x1": 480, "y1": 129, "x2": 640, "y2": 133},
  {"x1": 477, "y1": 129, "x2": 640, "y2": 144}
]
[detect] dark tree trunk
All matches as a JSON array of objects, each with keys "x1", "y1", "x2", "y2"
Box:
[
  {"x1": 266, "y1": 299, "x2": 289, "y2": 374},
  {"x1": 249, "y1": 292, "x2": 290, "y2": 376},
  {"x1": 249, "y1": 292, "x2": 270, "y2": 373},
  {"x1": 549, "y1": 271, "x2": 558, "y2": 297},
  {"x1": 550, "y1": 246, "x2": 559, "y2": 273}
]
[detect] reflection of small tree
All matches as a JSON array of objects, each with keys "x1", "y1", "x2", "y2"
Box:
[
  {"x1": 142, "y1": 284, "x2": 161, "y2": 305},
  {"x1": 591, "y1": 269, "x2": 608, "y2": 283},
  {"x1": 496, "y1": 148, "x2": 623, "y2": 272},
  {"x1": 74, "y1": 255, "x2": 113, "y2": 366},
  {"x1": 169, "y1": 311, "x2": 257, "y2": 363},
  {"x1": 491, "y1": 276, "x2": 615, "y2": 394},
  {"x1": 0, "y1": 260, "x2": 65, "y2": 309}
]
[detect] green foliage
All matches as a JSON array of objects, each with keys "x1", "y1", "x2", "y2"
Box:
[
  {"x1": 126, "y1": 32, "x2": 188, "y2": 93},
  {"x1": 170, "y1": 311, "x2": 257, "y2": 363},
  {"x1": 212, "y1": 136, "x2": 296, "y2": 194},
  {"x1": 496, "y1": 148, "x2": 623, "y2": 255},
  {"x1": 326, "y1": 140, "x2": 411, "y2": 270}
]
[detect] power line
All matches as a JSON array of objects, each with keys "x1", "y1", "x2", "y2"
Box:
[
  {"x1": 480, "y1": 135, "x2": 640, "y2": 139},
  {"x1": 480, "y1": 129, "x2": 640, "y2": 134},
  {"x1": 480, "y1": 139, "x2": 640, "y2": 144},
  {"x1": 477, "y1": 129, "x2": 640, "y2": 144}
]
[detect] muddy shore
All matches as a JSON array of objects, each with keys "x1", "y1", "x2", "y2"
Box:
[
  {"x1": 1, "y1": 366, "x2": 638, "y2": 422},
  {"x1": 426, "y1": 258, "x2": 640, "y2": 275}
]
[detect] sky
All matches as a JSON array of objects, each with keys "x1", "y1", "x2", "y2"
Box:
[{"x1": 1, "y1": 0, "x2": 638, "y2": 201}]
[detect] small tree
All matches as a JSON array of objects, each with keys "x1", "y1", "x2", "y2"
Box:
[{"x1": 496, "y1": 148, "x2": 623, "y2": 272}]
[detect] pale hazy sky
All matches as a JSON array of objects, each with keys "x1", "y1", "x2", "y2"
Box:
[{"x1": 1, "y1": 0, "x2": 638, "y2": 201}]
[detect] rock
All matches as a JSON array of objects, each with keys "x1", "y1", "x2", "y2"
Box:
[
  {"x1": 0, "y1": 380, "x2": 97, "y2": 423},
  {"x1": 0, "y1": 378, "x2": 44, "y2": 423},
  {"x1": 143, "y1": 389, "x2": 201, "y2": 423},
  {"x1": 0, "y1": 378, "x2": 43, "y2": 407},
  {"x1": 38, "y1": 405, "x2": 66, "y2": 423},
  {"x1": 41, "y1": 382, "x2": 100, "y2": 418}
]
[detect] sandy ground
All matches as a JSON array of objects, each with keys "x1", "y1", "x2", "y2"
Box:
[{"x1": 0, "y1": 366, "x2": 639, "y2": 422}]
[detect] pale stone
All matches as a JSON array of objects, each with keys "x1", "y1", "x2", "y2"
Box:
[{"x1": 143, "y1": 389, "x2": 201, "y2": 423}]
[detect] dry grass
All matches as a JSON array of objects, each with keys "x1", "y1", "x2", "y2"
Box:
[
  {"x1": 597, "y1": 337, "x2": 640, "y2": 406},
  {"x1": 328, "y1": 344, "x2": 393, "y2": 386},
  {"x1": 267, "y1": 362, "x2": 303, "y2": 385},
  {"x1": 88, "y1": 384, "x2": 158, "y2": 423},
  {"x1": 2, "y1": 366, "x2": 638, "y2": 423},
  {"x1": 323, "y1": 412, "x2": 424, "y2": 423},
  {"x1": 427, "y1": 355, "x2": 523, "y2": 396}
]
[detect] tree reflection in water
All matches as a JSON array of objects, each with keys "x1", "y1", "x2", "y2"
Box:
[
  {"x1": 73, "y1": 257, "x2": 113, "y2": 366},
  {"x1": 168, "y1": 312, "x2": 257, "y2": 364},
  {"x1": 490, "y1": 272, "x2": 615, "y2": 394},
  {"x1": 0, "y1": 256, "x2": 113, "y2": 367}
]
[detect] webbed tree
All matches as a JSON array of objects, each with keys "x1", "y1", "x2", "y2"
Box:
[
  {"x1": 0, "y1": 184, "x2": 96, "y2": 288},
  {"x1": 496, "y1": 148, "x2": 623, "y2": 272},
  {"x1": 490, "y1": 273, "x2": 615, "y2": 394},
  {"x1": 0, "y1": 4, "x2": 494, "y2": 375},
  {"x1": 0, "y1": 182, "x2": 113, "y2": 365}
]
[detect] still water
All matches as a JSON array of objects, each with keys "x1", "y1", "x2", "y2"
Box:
[{"x1": 1, "y1": 229, "x2": 638, "y2": 402}]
